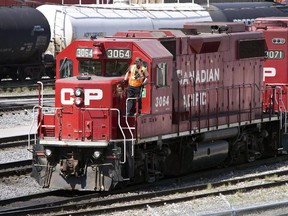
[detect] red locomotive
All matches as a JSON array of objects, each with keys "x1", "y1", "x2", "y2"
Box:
[
  {"x1": 252, "y1": 17, "x2": 288, "y2": 113},
  {"x1": 32, "y1": 22, "x2": 287, "y2": 191}
]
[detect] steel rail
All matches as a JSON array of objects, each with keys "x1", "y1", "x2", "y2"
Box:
[{"x1": 0, "y1": 160, "x2": 32, "y2": 178}]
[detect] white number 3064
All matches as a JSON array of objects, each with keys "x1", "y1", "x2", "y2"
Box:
[{"x1": 155, "y1": 96, "x2": 169, "y2": 108}]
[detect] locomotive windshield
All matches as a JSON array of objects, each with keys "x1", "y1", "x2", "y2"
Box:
[
  {"x1": 105, "y1": 61, "x2": 129, "y2": 77},
  {"x1": 79, "y1": 60, "x2": 129, "y2": 77},
  {"x1": 59, "y1": 58, "x2": 130, "y2": 78},
  {"x1": 79, "y1": 60, "x2": 102, "y2": 76}
]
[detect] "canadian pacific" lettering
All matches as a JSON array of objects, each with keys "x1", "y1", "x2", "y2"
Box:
[
  {"x1": 177, "y1": 68, "x2": 220, "y2": 86},
  {"x1": 177, "y1": 68, "x2": 220, "y2": 108}
]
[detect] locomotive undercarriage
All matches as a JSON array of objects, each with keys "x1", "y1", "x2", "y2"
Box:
[
  {"x1": 32, "y1": 143, "x2": 124, "y2": 191},
  {"x1": 32, "y1": 121, "x2": 281, "y2": 191},
  {"x1": 131, "y1": 121, "x2": 281, "y2": 185}
]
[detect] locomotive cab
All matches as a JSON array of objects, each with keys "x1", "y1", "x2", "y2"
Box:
[{"x1": 55, "y1": 38, "x2": 175, "y2": 139}]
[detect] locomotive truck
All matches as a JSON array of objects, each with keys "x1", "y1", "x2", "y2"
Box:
[{"x1": 31, "y1": 21, "x2": 288, "y2": 191}]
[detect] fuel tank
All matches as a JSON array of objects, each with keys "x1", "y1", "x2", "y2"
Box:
[{"x1": 0, "y1": 7, "x2": 50, "y2": 64}]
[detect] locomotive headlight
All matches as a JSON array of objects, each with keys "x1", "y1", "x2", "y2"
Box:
[
  {"x1": 74, "y1": 97, "x2": 83, "y2": 106},
  {"x1": 74, "y1": 88, "x2": 83, "y2": 97},
  {"x1": 93, "y1": 151, "x2": 101, "y2": 159},
  {"x1": 45, "y1": 148, "x2": 52, "y2": 157}
]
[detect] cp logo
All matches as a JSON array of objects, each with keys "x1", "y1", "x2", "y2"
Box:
[
  {"x1": 263, "y1": 67, "x2": 276, "y2": 81},
  {"x1": 61, "y1": 88, "x2": 103, "y2": 105}
]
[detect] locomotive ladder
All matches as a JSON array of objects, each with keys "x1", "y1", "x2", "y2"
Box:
[
  {"x1": 271, "y1": 86, "x2": 288, "y2": 134},
  {"x1": 272, "y1": 86, "x2": 288, "y2": 154},
  {"x1": 121, "y1": 97, "x2": 138, "y2": 157}
]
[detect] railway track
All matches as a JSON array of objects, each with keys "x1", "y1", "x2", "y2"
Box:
[
  {"x1": 1, "y1": 169, "x2": 288, "y2": 215},
  {"x1": 1, "y1": 156, "x2": 288, "y2": 215},
  {"x1": 0, "y1": 135, "x2": 34, "y2": 148},
  {"x1": 53, "y1": 174, "x2": 288, "y2": 216},
  {"x1": 0, "y1": 78, "x2": 55, "y2": 89},
  {"x1": 0, "y1": 160, "x2": 32, "y2": 178},
  {"x1": 0, "y1": 94, "x2": 54, "y2": 112},
  {"x1": 0, "y1": 135, "x2": 35, "y2": 177}
]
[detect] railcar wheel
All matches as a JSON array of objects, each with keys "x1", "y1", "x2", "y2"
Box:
[
  {"x1": 17, "y1": 67, "x2": 26, "y2": 81},
  {"x1": 45, "y1": 68, "x2": 56, "y2": 79}
]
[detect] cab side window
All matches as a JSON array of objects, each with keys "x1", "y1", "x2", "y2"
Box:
[
  {"x1": 156, "y1": 63, "x2": 168, "y2": 87},
  {"x1": 60, "y1": 58, "x2": 73, "y2": 78}
]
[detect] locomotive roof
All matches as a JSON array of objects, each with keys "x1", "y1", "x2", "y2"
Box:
[
  {"x1": 60, "y1": 76, "x2": 118, "y2": 81},
  {"x1": 184, "y1": 22, "x2": 246, "y2": 33},
  {"x1": 252, "y1": 17, "x2": 288, "y2": 30},
  {"x1": 98, "y1": 37, "x2": 173, "y2": 60},
  {"x1": 134, "y1": 39, "x2": 173, "y2": 60},
  {"x1": 254, "y1": 17, "x2": 288, "y2": 23}
]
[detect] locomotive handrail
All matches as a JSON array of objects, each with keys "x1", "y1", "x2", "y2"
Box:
[
  {"x1": 35, "y1": 105, "x2": 131, "y2": 163},
  {"x1": 125, "y1": 97, "x2": 138, "y2": 156},
  {"x1": 37, "y1": 81, "x2": 44, "y2": 107},
  {"x1": 190, "y1": 83, "x2": 259, "y2": 133},
  {"x1": 28, "y1": 105, "x2": 44, "y2": 159},
  {"x1": 28, "y1": 81, "x2": 45, "y2": 159},
  {"x1": 264, "y1": 85, "x2": 287, "y2": 133},
  {"x1": 82, "y1": 107, "x2": 128, "y2": 164},
  {"x1": 273, "y1": 86, "x2": 285, "y2": 131}
]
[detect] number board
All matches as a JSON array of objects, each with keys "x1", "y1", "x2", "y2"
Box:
[
  {"x1": 265, "y1": 50, "x2": 284, "y2": 59},
  {"x1": 106, "y1": 49, "x2": 131, "y2": 59},
  {"x1": 76, "y1": 48, "x2": 93, "y2": 58}
]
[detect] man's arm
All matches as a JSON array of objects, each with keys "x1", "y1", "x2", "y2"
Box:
[
  {"x1": 142, "y1": 67, "x2": 149, "y2": 85},
  {"x1": 124, "y1": 71, "x2": 129, "y2": 81},
  {"x1": 124, "y1": 65, "x2": 132, "y2": 81}
]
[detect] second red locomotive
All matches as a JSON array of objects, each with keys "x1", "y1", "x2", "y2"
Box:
[
  {"x1": 32, "y1": 22, "x2": 286, "y2": 191},
  {"x1": 252, "y1": 17, "x2": 288, "y2": 113}
]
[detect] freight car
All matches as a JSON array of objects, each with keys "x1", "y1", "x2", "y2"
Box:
[
  {"x1": 0, "y1": 0, "x2": 108, "y2": 7},
  {"x1": 31, "y1": 21, "x2": 288, "y2": 191},
  {"x1": 0, "y1": 6, "x2": 53, "y2": 81},
  {"x1": 0, "y1": 0, "x2": 277, "y2": 8},
  {"x1": 37, "y1": 1, "x2": 288, "y2": 69},
  {"x1": 209, "y1": 2, "x2": 288, "y2": 25},
  {"x1": 36, "y1": 2, "x2": 212, "y2": 59}
]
